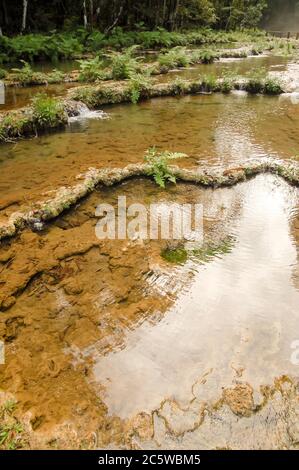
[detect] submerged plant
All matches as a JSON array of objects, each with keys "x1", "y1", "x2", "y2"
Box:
[
  {"x1": 161, "y1": 247, "x2": 188, "y2": 264},
  {"x1": 161, "y1": 236, "x2": 236, "y2": 265},
  {"x1": 144, "y1": 147, "x2": 186, "y2": 188},
  {"x1": 192, "y1": 236, "x2": 235, "y2": 263}
]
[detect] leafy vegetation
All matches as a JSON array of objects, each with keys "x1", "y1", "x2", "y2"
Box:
[
  {"x1": 201, "y1": 74, "x2": 218, "y2": 92},
  {"x1": 8, "y1": 61, "x2": 64, "y2": 86},
  {"x1": 192, "y1": 236, "x2": 235, "y2": 263},
  {"x1": 32, "y1": 94, "x2": 66, "y2": 128},
  {"x1": 0, "y1": 400, "x2": 26, "y2": 450},
  {"x1": 0, "y1": 69, "x2": 7, "y2": 80},
  {"x1": 0, "y1": 1, "x2": 276, "y2": 37},
  {"x1": 0, "y1": 33, "x2": 84, "y2": 63},
  {"x1": 109, "y1": 46, "x2": 143, "y2": 80},
  {"x1": 0, "y1": 28, "x2": 269, "y2": 65},
  {"x1": 158, "y1": 47, "x2": 191, "y2": 70},
  {"x1": 161, "y1": 236, "x2": 236, "y2": 265},
  {"x1": 129, "y1": 73, "x2": 152, "y2": 104},
  {"x1": 9, "y1": 60, "x2": 46, "y2": 85},
  {"x1": 161, "y1": 247, "x2": 188, "y2": 264},
  {"x1": 77, "y1": 56, "x2": 107, "y2": 82},
  {"x1": 144, "y1": 147, "x2": 187, "y2": 188},
  {"x1": 263, "y1": 77, "x2": 283, "y2": 94},
  {"x1": 193, "y1": 49, "x2": 219, "y2": 64}
]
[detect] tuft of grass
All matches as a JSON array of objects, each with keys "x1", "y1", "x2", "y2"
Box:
[
  {"x1": 263, "y1": 77, "x2": 283, "y2": 95},
  {"x1": 77, "y1": 56, "x2": 108, "y2": 82},
  {"x1": 0, "y1": 400, "x2": 26, "y2": 450},
  {"x1": 10, "y1": 60, "x2": 46, "y2": 86},
  {"x1": 129, "y1": 72, "x2": 152, "y2": 104},
  {"x1": 158, "y1": 47, "x2": 191, "y2": 70},
  {"x1": 0, "y1": 114, "x2": 31, "y2": 142},
  {"x1": 196, "y1": 49, "x2": 219, "y2": 64},
  {"x1": 32, "y1": 93, "x2": 66, "y2": 128},
  {"x1": 201, "y1": 74, "x2": 217, "y2": 92},
  {"x1": 220, "y1": 70, "x2": 237, "y2": 93},
  {"x1": 47, "y1": 69, "x2": 65, "y2": 84},
  {"x1": 244, "y1": 67, "x2": 267, "y2": 94},
  {"x1": 170, "y1": 77, "x2": 189, "y2": 95},
  {"x1": 109, "y1": 45, "x2": 143, "y2": 80},
  {"x1": 0, "y1": 68, "x2": 7, "y2": 80},
  {"x1": 144, "y1": 147, "x2": 186, "y2": 188}
]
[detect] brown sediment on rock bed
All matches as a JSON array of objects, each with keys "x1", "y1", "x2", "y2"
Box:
[
  {"x1": 1, "y1": 374, "x2": 298, "y2": 449},
  {"x1": 0, "y1": 160, "x2": 298, "y2": 242}
]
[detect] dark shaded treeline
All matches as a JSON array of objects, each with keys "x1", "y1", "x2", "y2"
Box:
[{"x1": 0, "y1": 1, "x2": 298, "y2": 35}]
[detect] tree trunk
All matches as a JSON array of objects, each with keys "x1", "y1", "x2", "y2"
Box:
[
  {"x1": 83, "y1": 0, "x2": 88, "y2": 29},
  {"x1": 21, "y1": 0, "x2": 28, "y2": 33},
  {"x1": 104, "y1": 3, "x2": 124, "y2": 35},
  {"x1": 89, "y1": 0, "x2": 94, "y2": 31},
  {"x1": 162, "y1": 0, "x2": 167, "y2": 28}
]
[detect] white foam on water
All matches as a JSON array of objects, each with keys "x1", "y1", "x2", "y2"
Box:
[
  {"x1": 280, "y1": 92, "x2": 299, "y2": 104},
  {"x1": 68, "y1": 103, "x2": 109, "y2": 122}
]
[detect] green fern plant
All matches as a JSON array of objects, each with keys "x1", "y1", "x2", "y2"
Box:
[
  {"x1": 32, "y1": 93, "x2": 65, "y2": 128},
  {"x1": 10, "y1": 60, "x2": 46, "y2": 85},
  {"x1": 109, "y1": 45, "x2": 143, "y2": 80},
  {"x1": 158, "y1": 47, "x2": 191, "y2": 70},
  {"x1": 129, "y1": 73, "x2": 152, "y2": 104},
  {"x1": 144, "y1": 147, "x2": 187, "y2": 188},
  {"x1": 77, "y1": 56, "x2": 107, "y2": 82}
]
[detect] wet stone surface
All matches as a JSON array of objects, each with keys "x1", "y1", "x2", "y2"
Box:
[{"x1": 0, "y1": 176, "x2": 298, "y2": 449}]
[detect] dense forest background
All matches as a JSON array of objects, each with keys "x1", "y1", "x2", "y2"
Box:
[{"x1": 0, "y1": 0, "x2": 299, "y2": 36}]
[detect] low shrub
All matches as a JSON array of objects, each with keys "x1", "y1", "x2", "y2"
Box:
[
  {"x1": 144, "y1": 147, "x2": 186, "y2": 188},
  {"x1": 129, "y1": 73, "x2": 152, "y2": 104},
  {"x1": 47, "y1": 69, "x2": 65, "y2": 84},
  {"x1": 9, "y1": 61, "x2": 46, "y2": 86},
  {"x1": 77, "y1": 57, "x2": 108, "y2": 82},
  {"x1": 263, "y1": 77, "x2": 283, "y2": 95},
  {"x1": 109, "y1": 45, "x2": 143, "y2": 80},
  {"x1": 32, "y1": 93, "x2": 66, "y2": 128},
  {"x1": 158, "y1": 47, "x2": 191, "y2": 70},
  {"x1": 194, "y1": 49, "x2": 219, "y2": 64},
  {"x1": 201, "y1": 74, "x2": 218, "y2": 92}
]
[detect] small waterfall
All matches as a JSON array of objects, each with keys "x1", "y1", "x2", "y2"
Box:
[{"x1": 67, "y1": 101, "x2": 109, "y2": 122}]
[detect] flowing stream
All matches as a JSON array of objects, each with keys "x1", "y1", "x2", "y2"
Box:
[{"x1": 0, "y1": 53, "x2": 299, "y2": 449}]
